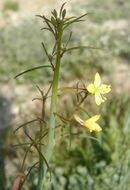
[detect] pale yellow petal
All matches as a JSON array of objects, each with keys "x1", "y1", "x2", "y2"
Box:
[
  {"x1": 84, "y1": 121, "x2": 95, "y2": 132},
  {"x1": 87, "y1": 115, "x2": 101, "y2": 122},
  {"x1": 86, "y1": 84, "x2": 95, "y2": 94},
  {"x1": 100, "y1": 84, "x2": 111, "y2": 94},
  {"x1": 95, "y1": 93, "x2": 104, "y2": 105},
  {"x1": 94, "y1": 72, "x2": 101, "y2": 88},
  {"x1": 84, "y1": 120, "x2": 102, "y2": 132},
  {"x1": 93, "y1": 123, "x2": 102, "y2": 132}
]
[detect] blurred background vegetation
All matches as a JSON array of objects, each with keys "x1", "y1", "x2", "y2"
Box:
[{"x1": 0, "y1": 0, "x2": 130, "y2": 189}]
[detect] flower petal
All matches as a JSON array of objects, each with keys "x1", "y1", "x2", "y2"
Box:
[
  {"x1": 86, "y1": 84, "x2": 95, "y2": 94},
  {"x1": 84, "y1": 120, "x2": 95, "y2": 132},
  {"x1": 87, "y1": 115, "x2": 100, "y2": 122},
  {"x1": 100, "y1": 84, "x2": 111, "y2": 94},
  {"x1": 93, "y1": 123, "x2": 102, "y2": 132},
  {"x1": 84, "y1": 120, "x2": 102, "y2": 132},
  {"x1": 94, "y1": 72, "x2": 101, "y2": 87},
  {"x1": 95, "y1": 93, "x2": 104, "y2": 105}
]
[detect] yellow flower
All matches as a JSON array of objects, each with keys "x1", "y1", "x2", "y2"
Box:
[
  {"x1": 86, "y1": 72, "x2": 111, "y2": 106},
  {"x1": 74, "y1": 114, "x2": 102, "y2": 132}
]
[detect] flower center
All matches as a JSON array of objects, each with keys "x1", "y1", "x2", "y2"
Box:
[{"x1": 94, "y1": 86, "x2": 100, "y2": 93}]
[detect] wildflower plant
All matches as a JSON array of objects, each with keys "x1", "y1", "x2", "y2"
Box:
[{"x1": 13, "y1": 3, "x2": 111, "y2": 190}]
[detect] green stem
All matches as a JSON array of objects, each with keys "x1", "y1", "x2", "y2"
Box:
[{"x1": 38, "y1": 22, "x2": 63, "y2": 190}]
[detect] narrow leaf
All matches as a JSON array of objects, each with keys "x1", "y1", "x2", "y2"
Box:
[
  {"x1": 24, "y1": 131, "x2": 51, "y2": 179},
  {"x1": 64, "y1": 16, "x2": 76, "y2": 23},
  {"x1": 13, "y1": 142, "x2": 45, "y2": 148},
  {"x1": 36, "y1": 15, "x2": 51, "y2": 23},
  {"x1": 65, "y1": 31, "x2": 72, "y2": 48},
  {"x1": 60, "y1": 3, "x2": 66, "y2": 18},
  {"x1": 41, "y1": 27, "x2": 52, "y2": 32},
  {"x1": 65, "y1": 45, "x2": 102, "y2": 52},
  {"x1": 41, "y1": 42, "x2": 55, "y2": 70},
  {"x1": 36, "y1": 14, "x2": 55, "y2": 37},
  {"x1": 20, "y1": 162, "x2": 39, "y2": 188},
  {"x1": 14, "y1": 65, "x2": 51, "y2": 78},
  {"x1": 14, "y1": 118, "x2": 39, "y2": 133},
  {"x1": 64, "y1": 13, "x2": 91, "y2": 29}
]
